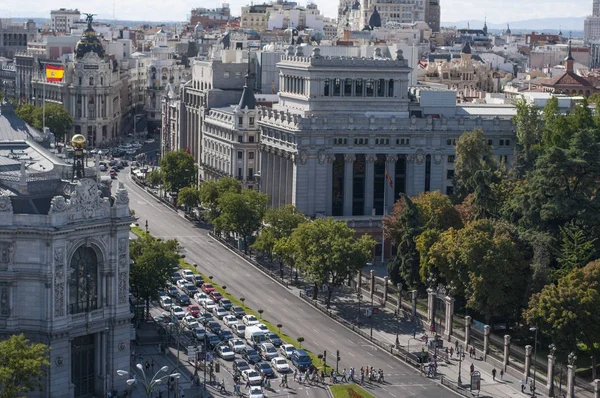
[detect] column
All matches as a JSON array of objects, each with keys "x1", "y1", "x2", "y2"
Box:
[
  {"x1": 411, "y1": 290, "x2": 417, "y2": 321},
  {"x1": 364, "y1": 154, "x2": 376, "y2": 216},
  {"x1": 593, "y1": 379, "x2": 599, "y2": 398},
  {"x1": 567, "y1": 363, "x2": 576, "y2": 398},
  {"x1": 385, "y1": 154, "x2": 397, "y2": 214},
  {"x1": 280, "y1": 154, "x2": 288, "y2": 205},
  {"x1": 266, "y1": 149, "x2": 274, "y2": 206},
  {"x1": 443, "y1": 296, "x2": 455, "y2": 340},
  {"x1": 503, "y1": 335, "x2": 511, "y2": 371},
  {"x1": 547, "y1": 353, "x2": 556, "y2": 394},
  {"x1": 272, "y1": 151, "x2": 281, "y2": 207},
  {"x1": 260, "y1": 147, "x2": 267, "y2": 193},
  {"x1": 369, "y1": 269, "x2": 375, "y2": 297},
  {"x1": 343, "y1": 154, "x2": 355, "y2": 216},
  {"x1": 287, "y1": 156, "x2": 293, "y2": 204},
  {"x1": 524, "y1": 345, "x2": 533, "y2": 380},
  {"x1": 405, "y1": 156, "x2": 415, "y2": 196},
  {"x1": 465, "y1": 315, "x2": 472, "y2": 347},
  {"x1": 383, "y1": 276, "x2": 389, "y2": 303},
  {"x1": 325, "y1": 154, "x2": 334, "y2": 216},
  {"x1": 483, "y1": 325, "x2": 491, "y2": 361},
  {"x1": 427, "y1": 288, "x2": 436, "y2": 324}
]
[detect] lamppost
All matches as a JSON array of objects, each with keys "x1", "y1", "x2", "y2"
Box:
[
  {"x1": 457, "y1": 345, "x2": 464, "y2": 386},
  {"x1": 396, "y1": 283, "x2": 403, "y2": 347},
  {"x1": 548, "y1": 343, "x2": 556, "y2": 397},
  {"x1": 370, "y1": 293, "x2": 374, "y2": 339},
  {"x1": 357, "y1": 293, "x2": 362, "y2": 324},
  {"x1": 117, "y1": 365, "x2": 180, "y2": 398},
  {"x1": 530, "y1": 327, "x2": 538, "y2": 397}
]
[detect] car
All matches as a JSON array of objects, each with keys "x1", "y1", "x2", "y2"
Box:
[
  {"x1": 99, "y1": 164, "x2": 108, "y2": 172},
  {"x1": 229, "y1": 338, "x2": 246, "y2": 353},
  {"x1": 205, "y1": 333, "x2": 221, "y2": 349},
  {"x1": 248, "y1": 386, "x2": 265, "y2": 398},
  {"x1": 159, "y1": 296, "x2": 173, "y2": 310},
  {"x1": 242, "y1": 347, "x2": 261, "y2": 364},
  {"x1": 191, "y1": 326, "x2": 206, "y2": 340},
  {"x1": 182, "y1": 315, "x2": 197, "y2": 328},
  {"x1": 242, "y1": 315, "x2": 259, "y2": 326},
  {"x1": 233, "y1": 359, "x2": 250, "y2": 375},
  {"x1": 198, "y1": 310, "x2": 214, "y2": 323},
  {"x1": 231, "y1": 306, "x2": 246, "y2": 318},
  {"x1": 170, "y1": 306, "x2": 185, "y2": 320},
  {"x1": 213, "y1": 306, "x2": 228, "y2": 319},
  {"x1": 176, "y1": 279, "x2": 188, "y2": 289},
  {"x1": 290, "y1": 350, "x2": 312, "y2": 371},
  {"x1": 270, "y1": 357, "x2": 290, "y2": 373},
  {"x1": 254, "y1": 361, "x2": 275, "y2": 378},
  {"x1": 232, "y1": 324, "x2": 246, "y2": 338},
  {"x1": 266, "y1": 332, "x2": 282, "y2": 347},
  {"x1": 158, "y1": 290, "x2": 168, "y2": 298},
  {"x1": 210, "y1": 291, "x2": 223, "y2": 302},
  {"x1": 167, "y1": 286, "x2": 179, "y2": 298},
  {"x1": 256, "y1": 324, "x2": 268, "y2": 331},
  {"x1": 145, "y1": 138, "x2": 155, "y2": 144},
  {"x1": 192, "y1": 274, "x2": 204, "y2": 284},
  {"x1": 241, "y1": 369, "x2": 262, "y2": 386},
  {"x1": 279, "y1": 344, "x2": 295, "y2": 359},
  {"x1": 206, "y1": 320, "x2": 221, "y2": 334},
  {"x1": 220, "y1": 298, "x2": 233, "y2": 310},
  {"x1": 217, "y1": 345, "x2": 235, "y2": 360},
  {"x1": 219, "y1": 329, "x2": 234, "y2": 341},
  {"x1": 177, "y1": 293, "x2": 191, "y2": 306},
  {"x1": 109, "y1": 171, "x2": 117, "y2": 179},
  {"x1": 182, "y1": 269, "x2": 194, "y2": 281},
  {"x1": 203, "y1": 299, "x2": 217, "y2": 311},
  {"x1": 183, "y1": 283, "x2": 198, "y2": 296},
  {"x1": 259, "y1": 343, "x2": 278, "y2": 361},
  {"x1": 201, "y1": 283, "x2": 215, "y2": 294},
  {"x1": 187, "y1": 305, "x2": 201, "y2": 317},
  {"x1": 194, "y1": 292, "x2": 209, "y2": 303},
  {"x1": 223, "y1": 315, "x2": 239, "y2": 327}
]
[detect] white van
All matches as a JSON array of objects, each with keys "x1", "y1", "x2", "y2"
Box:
[{"x1": 244, "y1": 325, "x2": 266, "y2": 345}]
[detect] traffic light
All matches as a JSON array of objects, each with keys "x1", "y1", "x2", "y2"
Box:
[
  {"x1": 215, "y1": 362, "x2": 220, "y2": 373},
  {"x1": 337, "y1": 349, "x2": 341, "y2": 361},
  {"x1": 323, "y1": 350, "x2": 327, "y2": 363}
]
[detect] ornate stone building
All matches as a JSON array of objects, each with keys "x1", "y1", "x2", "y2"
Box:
[{"x1": 0, "y1": 99, "x2": 133, "y2": 397}]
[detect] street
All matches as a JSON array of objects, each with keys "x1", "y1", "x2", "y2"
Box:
[{"x1": 120, "y1": 170, "x2": 457, "y2": 398}]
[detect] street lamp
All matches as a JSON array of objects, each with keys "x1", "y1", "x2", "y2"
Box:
[
  {"x1": 395, "y1": 283, "x2": 403, "y2": 347},
  {"x1": 548, "y1": 343, "x2": 556, "y2": 397},
  {"x1": 530, "y1": 327, "x2": 538, "y2": 397},
  {"x1": 357, "y1": 293, "x2": 362, "y2": 325},
  {"x1": 457, "y1": 345, "x2": 464, "y2": 386},
  {"x1": 117, "y1": 366, "x2": 179, "y2": 398},
  {"x1": 370, "y1": 293, "x2": 374, "y2": 339}
]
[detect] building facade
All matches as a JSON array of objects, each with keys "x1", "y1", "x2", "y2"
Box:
[
  {"x1": 585, "y1": 0, "x2": 600, "y2": 42},
  {"x1": 0, "y1": 18, "x2": 37, "y2": 58},
  {"x1": 425, "y1": 0, "x2": 440, "y2": 32},
  {"x1": 50, "y1": 8, "x2": 81, "y2": 33}
]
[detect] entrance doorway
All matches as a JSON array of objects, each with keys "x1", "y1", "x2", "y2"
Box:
[{"x1": 71, "y1": 334, "x2": 96, "y2": 397}]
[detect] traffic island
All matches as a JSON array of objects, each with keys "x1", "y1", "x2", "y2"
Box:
[{"x1": 329, "y1": 384, "x2": 376, "y2": 398}]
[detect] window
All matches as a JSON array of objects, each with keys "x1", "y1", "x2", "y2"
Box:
[
  {"x1": 238, "y1": 117, "x2": 243, "y2": 125},
  {"x1": 499, "y1": 139, "x2": 504, "y2": 146},
  {"x1": 333, "y1": 78, "x2": 341, "y2": 96},
  {"x1": 69, "y1": 246, "x2": 98, "y2": 314},
  {"x1": 446, "y1": 186, "x2": 454, "y2": 195},
  {"x1": 238, "y1": 135, "x2": 243, "y2": 143},
  {"x1": 237, "y1": 151, "x2": 243, "y2": 159},
  {"x1": 377, "y1": 79, "x2": 385, "y2": 97},
  {"x1": 446, "y1": 170, "x2": 455, "y2": 180},
  {"x1": 249, "y1": 117, "x2": 255, "y2": 126},
  {"x1": 448, "y1": 155, "x2": 455, "y2": 163},
  {"x1": 505, "y1": 139, "x2": 510, "y2": 146},
  {"x1": 366, "y1": 79, "x2": 374, "y2": 97},
  {"x1": 78, "y1": 76, "x2": 82, "y2": 85},
  {"x1": 355, "y1": 78, "x2": 363, "y2": 96},
  {"x1": 224, "y1": 71, "x2": 230, "y2": 78},
  {"x1": 248, "y1": 136, "x2": 255, "y2": 143},
  {"x1": 248, "y1": 168, "x2": 254, "y2": 179},
  {"x1": 388, "y1": 80, "x2": 394, "y2": 97},
  {"x1": 249, "y1": 152, "x2": 255, "y2": 160},
  {"x1": 344, "y1": 78, "x2": 352, "y2": 96},
  {"x1": 89, "y1": 77, "x2": 94, "y2": 86},
  {"x1": 100, "y1": 77, "x2": 104, "y2": 85},
  {"x1": 487, "y1": 139, "x2": 493, "y2": 146},
  {"x1": 324, "y1": 78, "x2": 330, "y2": 96}
]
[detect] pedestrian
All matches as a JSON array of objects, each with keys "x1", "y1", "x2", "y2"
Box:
[
  {"x1": 455, "y1": 340, "x2": 459, "y2": 352},
  {"x1": 360, "y1": 371, "x2": 364, "y2": 385},
  {"x1": 293, "y1": 368, "x2": 298, "y2": 382},
  {"x1": 473, "y1": 347, "x2": 476, "y2": 359},
  {"x1": 492, "y1": 368, "x2": 496, "y2": 381},
  {"x1": 530, "y1": 380, "x2": 534, "y2": 393},
  {"x1": 341, "y1": 368, "x2": 347, "y2": 382},
  {"x1": 245, "y1": 379, "x2": 251, "y2": 389},
  {"x1": 145, "y1": 360, "x2": 150, "y2": 372},
  {"x1": 298, "y1": 373, "x2": 302, "y2": 384},
  {"x1": 450, "y1": 346, "x2": 454, "y2": 358},
  {"x1": 333, "y1": 370, "x2": 338, "y2": 383},
  {"x1": 500, "y1": 369, "x2": 504, "y2": 380},
  {"x1": 470, "y1": 363, "x2": 475, "y2": 374},
  {"x1": 521, "y1": 379, "x2": 525, "y2": 393},
  {"x1": 279, "y1": 375, "x2": 285, "y2": 387},
  {"x1": 329, "y1": 369, "x2": 334, "y2": 383},
  {"x1": 413, "y1": 328, "x2": 416, "y2": 338},
  {"x1": 219, "y1": 379, "x2": 226, "y2": 393},
  {"x1": 468, "y1": 346, "x2": 473, "y2": 358}
]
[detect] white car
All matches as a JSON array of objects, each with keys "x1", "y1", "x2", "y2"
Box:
[
  {"x1": 270, "y1": 357, "x2": 290, "y2": 373},
  {"x1": 223, "y1": 315, "x2": 239, "y2": 327},
  {"x1": 249, "y1": 386, "x2": 265, "y2": 398},
  {"x1": 256, "y1": 323, "x2": 268, "y2": 331},
  {"x1": 194, "y1": 292, "x2": 209, "y2": 303},
  {"x1": 176, "y1": 279, "x2": 187, "y2": 289},
  {"x1": 170, "y1": 306, "x2": 185, "y2": 319},
  {"x1": 279, "y1": 344, "x2": 295, "y2": 359},
  {"x1": 213, "y1": 306, "x2": 228, "y2": 319},
  {"x1": 232, "y1": 324, "x2": 246, "y2": 337},
  {"x1": 242, "y1": 369, "x2": 262, "y2": 386},
  {"x1": 182, "y1": 269, "x2": 194, "y2": 281},
  {"x1": 259, "y1": 343, "x2": 278, "y2": 360},
  {"x1": 182, "y1": 315, "x2": 196, "y2": 327},
  {"x1": 217, "y1": 345, "x2": 235, "y2": 361},
  {"x1": 203, "y1": 299, "x2": 217, "y2": 311},
  {"x1": 242, "y1": 315, "x2": 259, "y2": 326},
  {"x1": 229, "y1": 338, "x2": 246, "y2": 353}
]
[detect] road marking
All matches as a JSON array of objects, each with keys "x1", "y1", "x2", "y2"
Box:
[
  {"x1": 347, "y1": 352, "x2": 355, "y2": 357},
  {"x1": 313, "y1": 328, "x2": 319, "y2": 333},
  {"x1": 386, "y1": 364, "x2": 393, "y2": 369},
  {"x1": 366, "y1": 352, "x2": 374, "y2": 356}
]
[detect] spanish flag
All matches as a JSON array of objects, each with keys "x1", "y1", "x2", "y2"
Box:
[
  {"x1": 385, "y1": 169, "x2": 393, "y2": 188},
  {"x1": 46, "y1": 65, "x2": 65, "y2": 82}
]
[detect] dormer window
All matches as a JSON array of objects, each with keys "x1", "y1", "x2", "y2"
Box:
[
  {"x1": 249, "y1": 116, "x2": 255, "y2": 126},
  {"x1": 238, "y1": 117, "x2": 244, "y2": 126}
]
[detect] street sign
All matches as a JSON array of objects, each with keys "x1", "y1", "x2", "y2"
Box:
[{"x1": 470, "y1": 371, "x2": 481, "y2": 391}]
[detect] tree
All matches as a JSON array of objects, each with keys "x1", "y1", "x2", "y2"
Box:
[
  {"x1": 198, "y1": 177, "x2": 242, "y2": 222},
  {"x1": 412, "y1": 191, "x2": 462, "y2": 231},
  {"x1": 542, "y1": 96, "x2": 570, "y2": 149},
  {"x1": 555, "y1": 221, "x2": 597, "y2": 280},
  {"x1": 454, "y1": 129, "x2": 496, "y2": 197},
  {"x1": 39, "y1": 103, "x2": 73, "y2": 142},
  {"x1": 524, "y1": 260, "x2": 600, "y2": 380},
  {"x1": 291, "y1": 218, "x2": 375, "y2": 306},
  {"x1": 214, "y1": 189, "x2": 269, "y2": 254},
  {"x1": 252, "y1": 205, "x2": 308, "y2": 260},
  {"x1": 568, "y1": 98, "x2": 595, "y2": 132},
  {"x1": 386, "y1": 196, "x2": 421, "y2": 287},
  {"x1": 514, "y1": 98, "x2": 542, "y2": 175},
  {"x1": 14, "y1": 104, "x2": 37, "y2": 126},
  {"x1": 145, "y1": 169, "x2": 162, "y2": 186},
  {"x1": 0, "y1": 334, "x2": 50, "y2": 398},
  {"x1": 177, "y1": 186, "x2": 200, "y2": 212},
  {"x1": 129, "y1": 235, "x2": 181, "y2": 319},
  {"x1": 159, "y1": 150, "x2": 196, "y2": 193}
]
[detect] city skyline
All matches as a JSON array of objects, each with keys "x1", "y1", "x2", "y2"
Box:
[{"x1": 0, "y1": 0, "x2": 592, "y2": 25}]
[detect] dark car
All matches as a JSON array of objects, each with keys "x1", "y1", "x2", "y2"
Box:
[
  {"x1": 171, "y1": 272, "x2": 183, "y2": 284},
  {"x1": 199, "y1": 310, "x2": 214, "y2": 324},
  {"x1": 220, "y1": 298, "x2": 233, "y2": 310},
  {"x1": 230, "y1": 306, "x2": 246, "y2": 318},
  {"x1": 184, "y1": 284, "x2": 199, "y2": 296},
  {"x1": 177, "y1": 293, "x2": 191, "y2": 306},
  {"x1": 206, "y1": 320, "x2": 221, "y2": 334},
  {"x1": 233, "y1": 359, "x2": 250, "y2": 375},
  {"x1": 242, "y1": 348, "x2": 261, "y2": 364},
  {"x1": 210, "y1": 291, "x2": 224, "y2": 302},
  {"x1": 219, "y1": 329, "x2": 234, "y2": 341},
  {"x1": 266, "y1": 332, "x2": 282, "y2": 347},
  {"x1": 205, "y1": 333, "x2": 221, "y2": 349},
  {"x1": 167, "y1": 286, "x2": 179, "y2": 298},
  {"x1": 255, "y1": 361, "x2": 275, "y2": 378}
]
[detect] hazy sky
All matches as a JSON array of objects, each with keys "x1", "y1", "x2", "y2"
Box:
[{"x1": 0, "y1": 0, "x2": 592, "y2": 23}]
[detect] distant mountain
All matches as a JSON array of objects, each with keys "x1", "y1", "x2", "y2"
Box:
[{"x1": 442, "y1": 17, "x2": 585, "y2": 32}]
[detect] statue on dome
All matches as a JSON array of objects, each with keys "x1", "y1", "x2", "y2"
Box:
[{"x1": 83, "y1": 13, "x2": 96, "y2": 29}]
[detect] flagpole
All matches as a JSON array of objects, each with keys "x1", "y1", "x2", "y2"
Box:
[
  {"x1": 382, "y1": 174, "x2": 386, "y2": 264},
  {"x1": 42, "y1": 64, "x2": 46, "y2": 130}
]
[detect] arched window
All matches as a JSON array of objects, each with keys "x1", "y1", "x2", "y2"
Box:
[{"x1": 69, "y1": 246, "x2": 98, "y2": 314}]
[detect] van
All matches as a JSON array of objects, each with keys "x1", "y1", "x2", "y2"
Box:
[
  {"x1": 244, "y1": 325, "x2": 266, "y2": 345},
  {"x1": 159, "y1": 296, "x2": 173, "y2": 310},
  {"x1": 291, "y1": 350, "x2": 312, "y2": 371}
]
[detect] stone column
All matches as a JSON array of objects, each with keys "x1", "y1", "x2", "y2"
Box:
[
  {"x1": 266, "y1": 149, "x2": 274, "y2": 205},
  {"x1": 427, "y1": 288, "x2": 436, "y2": 324},
  {"x1": 280, "y1": 154, "x2": 288, "y2": 205},
  {"x1": 524, "y1": 345, "x2": 533, "y2": 380},
  {"x1": 260, "y1": 147, "x2": 267, "y2": 194},
  {"x1": 547, "y1": 353, "x2": 556, "y2": 394},
  {"x1": 325, "y1": 154, "x2": 334, "y2": 215},
  {"x1": 411, "y1": 290, "x2": 417, "y2": 321},
  {"x1": 343, "y1": 154, "x2": 355, "y2": 216},
  {"x1": 443, "y1": 296, "x2": 455, "y2": 340},
  {"x1": 286, "y1": 156, "x2": 293, "y2": 204},
  {"x1": 593, "y1": 379, "x2": 599, "y2": 398},
  {"x1": 567, "y1": 364, "x2": 576, "y2": 398},
  {"x1": 272, "y1": 151, "x2": 281, "y2": 207},
  {"x1": 364, "y1": 154, "x2": 376, "y2": 216},
  {"x1": 383, "y1": 276, "x2": 389, "y2": 303},
  {"x1": 503, "y1": 335, "x2": 511, "y2": 371},
  {"x1": 369, "y1": 269, "x2": 375, "y2": 297},
  {"x1": 385, "y1": 154, "x2": 397, "y2": 214},
  {"x1": 483, "y1": 325, "x2": 491, "y2": 361},
  {"x1": 465, "y1": 315, "x2": 472, "y2": 347}
]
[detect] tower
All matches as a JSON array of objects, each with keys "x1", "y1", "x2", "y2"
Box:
[
  {"x1": 565, "y1": 40, "x2": 575, "y2": 73},
  {"x1": 594, "y1": 0, "x2": 600, "y2": 17}
]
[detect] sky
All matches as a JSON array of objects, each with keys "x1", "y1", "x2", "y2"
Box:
[{"x1": 0, "y1": 0, "x2": 592, "y2": 24}]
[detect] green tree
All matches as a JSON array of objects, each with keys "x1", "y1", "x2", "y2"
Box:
[
  {"x1": 252, "y1": 205, "x2": 308, "y2": 260},
  {"x1": 129, "y1": 235, "x2": 181, "y2": 319},
  {"x1": 386, "y1": 196, "x2": 421, "y2": 287},
  {"x1": 198, "y1": 177, "x2": 242, "y2": 222},
  {"x1": 39, "y1": 103, "x2": 73, "y2": 142},
  {"x1": 177, "y1": 186, "x2": 200, "y2": 212},
  {"x1": 291, "y1": 218, "x2": 375, "y2": 305},
  {"x1": 159, "y1": 150, "x2": 196, "y2": 193},
  {"x1": 145, "y1": 169, "x2": 162, "y2": 186},
  {"x1": 555, "y1": 221, "x2": 597, "y2": 280},
  {"x1": 214, "y1": 189, "x2": 269, "y2": 254},
  {"x1": 0, "y1": 334, "x2": 50, "y2": 398},
  {"x1": 454, "y1": 129, "x2": 496, "y2": 197},
  {"x1": 514, "y1": 98, "x2": 542, "y2": 175},
  {"x1": 412, "y1": 190, "x2": 463, "y2": 231},
  {"x1": 541, "y1": 96, "x2": 571, "y2": 149},
  {"x1": 14, "y1": 104, "x2": 37, "y2": 126},
  {"x1": 568, "y1": 98, "x2": 595, "y2": 132}
]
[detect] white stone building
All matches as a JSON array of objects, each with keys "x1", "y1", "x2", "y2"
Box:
[{"x1": 50, "y1": 8, "x2": 81, "y2": 33}]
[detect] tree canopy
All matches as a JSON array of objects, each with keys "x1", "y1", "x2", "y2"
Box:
[
  {"x1": 0, "y1": 334, "x2": 50, "y2": 398},
  {"x1": 159, "y1": 150, "x2": 196, "y2": 193},
  {"x1": 177, "y1": 186, "x2": 201, "y2": 211},
  {"x1": 199, "y1": 177, "x2": 242, "y2": 222},
  {"x1": 252, "y1": 205, "x2": 308, "y2": 260},
  {"x1": 14, "y1": 103, "x2": 73, "y2": 142}
]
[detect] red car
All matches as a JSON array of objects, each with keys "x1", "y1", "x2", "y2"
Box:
[
  {"x1": 201, "y1": 283, "x2": 215, "y2": 294},
  {"x1": 210, "y1": 291, "x2": 223, "y2": 302},
  {"x1": 187, "y1": 305, "x2": 201, "y2": 317}
]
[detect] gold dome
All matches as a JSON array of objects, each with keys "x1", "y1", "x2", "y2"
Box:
[{"x1": 71, "y1": 134, "x2": 87, "y2": 148}]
